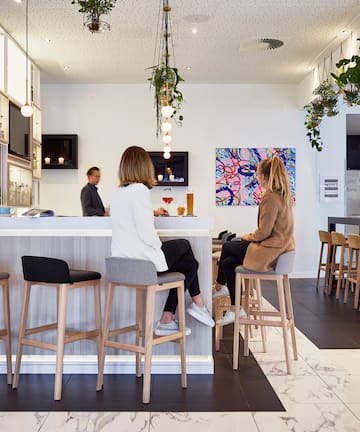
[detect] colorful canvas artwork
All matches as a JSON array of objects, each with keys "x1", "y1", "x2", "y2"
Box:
[{"x1": 216, "y1": 147, "x2": 296, "y2": 206}]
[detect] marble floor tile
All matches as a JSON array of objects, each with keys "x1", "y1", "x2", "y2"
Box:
[
  {"x1": 41, "y1": 412, "x2": 150, "y2": 432},
  {"x1": 254, "y1": 403, "x2": 360, "y2": 432},
  {"x1": 321, "y1": 375, "x2": 360, "y2": 404},
  {"x1": 0, "y1": 412, "x2": 49, "y2": 432},
  {"x1": 253, "y1": 354, "x2": 316, "y2": 376},
  {"x1": 149, "y1": 412, "x2": 258, "y2": 432},
  {"x1": 346, "y1": 404, "x2": 360, "y2": 421},
  {"x1": 267, "y1": 375, "x2": 342, "y2": 406}
]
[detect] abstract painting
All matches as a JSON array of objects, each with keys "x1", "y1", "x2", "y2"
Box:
[{"x1": 216, "y1": 147, "x2": 296, "y2": 206}]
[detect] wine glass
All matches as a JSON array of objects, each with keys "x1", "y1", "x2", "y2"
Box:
[{"x1": 161, "y1": 187, "x2": 174, "y2": 213}]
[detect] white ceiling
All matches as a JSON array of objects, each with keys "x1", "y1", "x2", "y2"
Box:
[{"x1": 1, "y1": 0, "x2": 360, "y2": 85}]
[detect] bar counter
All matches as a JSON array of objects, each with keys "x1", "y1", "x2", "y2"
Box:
[{"x1": 0, "y1": 216, "x2": 214, "y2": 374}]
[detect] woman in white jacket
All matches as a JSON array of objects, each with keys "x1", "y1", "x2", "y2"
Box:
[{"x1": 111, "y1": 146, "x2": 214, "y2": 335}]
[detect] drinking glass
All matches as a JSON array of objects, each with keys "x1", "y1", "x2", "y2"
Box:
[
  {"x1": 177, "y1": 200, "x2": 185, "y2": 216},
  {"x1": 186, "y1": 189, "x2": 194, "y2": 216},
  {"x1": 161, "y1": 187, "x2": 174, "y2": 213}
]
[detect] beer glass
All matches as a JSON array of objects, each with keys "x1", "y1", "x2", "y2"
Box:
[{"x1": 186, "y1": 190, "x2": 194, "y2": 216}]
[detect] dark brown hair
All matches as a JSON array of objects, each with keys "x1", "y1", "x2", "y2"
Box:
[{"x1": 86, "y1": 166, "x2": 100, "y2": 176}]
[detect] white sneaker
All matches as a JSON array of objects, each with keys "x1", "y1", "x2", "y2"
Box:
[
  {"x1": 154, "y1": 320, "x2": 191, "y2": 336},
  {"x1": 212, "y1": 285, "x2": 229, "y2": 298},
  {"x1": 216, "y1": 308, "x2": 247, "y2": 325},
  {"x1": 186, "y1": 303, "x2": 215, "y2": 327}
]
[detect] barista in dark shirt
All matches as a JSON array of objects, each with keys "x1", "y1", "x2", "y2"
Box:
[{"x1": 80, "y1": 167, "x2": 109, "y2": 216}]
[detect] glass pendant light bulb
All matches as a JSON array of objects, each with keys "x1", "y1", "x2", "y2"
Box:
[
  {"x1": 163, "y1": 134, "x2": 172, "y2": 144},
  {"x1": 163, "y1": 151, "x2": 171, "y2": 159},
  {"x1": 21, "y1": 103, "x2": 33, "y2": 118},
  {"x1": 161, "y1": 121, "x2": 172, "y2": 133},
  {"x1": 161, "y1": 105, "x2": 173, "y2": 118},
  {"x1": 163, "y1": 143, "x2": 171, "y2": 153}
]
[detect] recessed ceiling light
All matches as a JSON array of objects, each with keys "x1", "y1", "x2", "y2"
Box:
[
  {"x1": 64, "y1": 66, "x2": 70, "y2": 70},
  {"x1": 14, "y1": 0, "x2": 22, "y2": 3},
  {"x1": 192, "y1": 28, "x2": 197, "y2": 34},
  {"x1": 44, "y1": 38, "x2": 51, "y2": 43},
  {"x1": 186, "y1": 66, "x2": 192, "y2": 70}
]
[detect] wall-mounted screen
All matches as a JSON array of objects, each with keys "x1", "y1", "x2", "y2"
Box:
[
  {"x1": 347, "y1": 135, "x2": 360, "y2": 170},
  {"x1": 41, "y1": 134, "x2": 78, "y2": 169},
  {"x1": 148, "y1": 151, "x2": 188, "y2": 186},
  {"x1": 9, "y1": 102, "x2": 30, "y2": 160}
]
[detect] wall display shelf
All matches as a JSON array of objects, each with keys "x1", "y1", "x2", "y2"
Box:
[
  {"x1": 0, "y1": 93, "x2": 9, "y2": 144},
  {"x1": 32, "y1": 105, "x2": 41, "y2": 143},
  {"x1": 8, "y1": 162, "x2": 32, "y2": 207},
  {"x1": 32, "y1": 142, "x2": 41, "y2": 179}
]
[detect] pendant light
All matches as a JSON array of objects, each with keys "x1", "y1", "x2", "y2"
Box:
[{"x1": 21, "y1": 0, "x2": 33, "y2": 118}]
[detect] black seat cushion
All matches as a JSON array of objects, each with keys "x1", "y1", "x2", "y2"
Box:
[
  {"x1": 22, "y1": 256, "x2": 101, "y2": 284},
  {"x1": 0, "y1": 272, "x2": 9, "y2": 280}
]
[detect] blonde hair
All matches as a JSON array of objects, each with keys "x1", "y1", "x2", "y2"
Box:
[
  {"x1": 258, "y1": 156, "x2": 293, "y2": 207},
  {"x1": 118, "y1": 146, "x2": 156, "y2": 188}
]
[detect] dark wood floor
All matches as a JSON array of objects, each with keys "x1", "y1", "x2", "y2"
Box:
[{"x1": 0, "y1": 277, "x2": 359, "y2": 412}]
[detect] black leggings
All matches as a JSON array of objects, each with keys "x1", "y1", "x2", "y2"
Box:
[
  {"x1": 160, "y1": 239, "x2": 200, "y2": 314},
  {"x1": 216, "y1": 240, "x2": 251, "y2": 305}
]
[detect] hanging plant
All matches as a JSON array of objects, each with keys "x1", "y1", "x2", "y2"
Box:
[
  {"x1": 147, "y1": 62, "x2": 184, "y2": 135},
  {"x1": 304, "y1": 80, "x2": 339, "y2": 151},
  {"x1": 331, "y1": 52, "x2": 360, "y2": 106},
  {"x1": 71, "y1": 0, "x2": 117, "y2": 32}
]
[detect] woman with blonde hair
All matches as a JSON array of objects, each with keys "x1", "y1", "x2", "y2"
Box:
[
  {"x1": 111, "y1": 146, "x2": 214, "y2": 335},
  {"x1": 215, "y1": 156, "x2": 295, "y2": 324}
]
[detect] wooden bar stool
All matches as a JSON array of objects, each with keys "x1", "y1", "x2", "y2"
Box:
[
  {"x1": 316, "y1": 230, "x2": 332, "y2": 293},
  {"x1": 96, "y1": 257, "x2": 187, "y2": 404},
  {"x1": 328, "y1": 232, "x2": 349, "y2": 298},
  {"x1": 0, "y1": 272, "x2": 12, "y2": 384},
  {"x1": 233, "y1": 251, "x2": 297, "y2": 374},
  {"x1": 344, "y1": 234, "x2": 360, "y2": 308},
  {"x1": 213, "y1": 294, "x2": 231, "y2": 351},
  {"x1": 12, "y1": 256, "x2": 102, "y2": 400}
]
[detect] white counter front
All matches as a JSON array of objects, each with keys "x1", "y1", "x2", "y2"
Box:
[{"x1": 0, "y1": 216, "x2": 214, "y2": 374}]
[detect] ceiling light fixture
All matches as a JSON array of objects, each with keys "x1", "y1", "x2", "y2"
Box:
[
  {"x1": 21, "y1": 0, "x2": 33, "y2": 118},
  {"x1": 148, "y1": 0, "x2": 184, "y2": 156}
]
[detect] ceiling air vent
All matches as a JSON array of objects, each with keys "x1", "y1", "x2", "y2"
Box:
[{"x1": 258, "y1": 38, "x2": 284, "y2": 50}]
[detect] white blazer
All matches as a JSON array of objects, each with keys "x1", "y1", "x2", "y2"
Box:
[{"x1": 110, "y1": 183, "x2": 168, "y2": 272}]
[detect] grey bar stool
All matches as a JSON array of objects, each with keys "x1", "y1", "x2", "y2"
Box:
[
  {"x1": 96, "y1": 257, "x2": 187, "y2": 404},
  {"x1": 233, "y1": 251, "x2": 297, "y2": 374},
  {"x1": 0, "y1": 272, "x2": 12, "y2": 384},
  {"x1": 13, "y1": 256, "x2": 102, "y2": 400}
]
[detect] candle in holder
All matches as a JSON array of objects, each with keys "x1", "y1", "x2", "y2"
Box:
[
  {"x1": 44, "y1": 157, "x2": 51, "y2": 165},
  {"x1": 169, "y1": 174, "x2": 175, "y2": 182},
  {"x1": 157, "y1": 174, "x2": 163, "y2": 181},
  {"x1": 58, "y1": 156, "x2": 65, "y2": 165}
]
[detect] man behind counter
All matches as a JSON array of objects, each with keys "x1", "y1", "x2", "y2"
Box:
[{"x1": 81, "y1": 167, "x2": 109, "y2": 216}]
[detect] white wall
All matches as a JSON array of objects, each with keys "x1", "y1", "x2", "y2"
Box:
[{"x1": 41, "y1": 83, "x2": 321, "y2": 277}]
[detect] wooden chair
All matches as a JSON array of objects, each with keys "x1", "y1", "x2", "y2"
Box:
[
  {"x1": 328, "y1": 232, "x2": 349, "y2": 298},
  {"x1": 96, "y1": 257, "x2": 187, "y2": 404},
  {"x1": 233, "y1": 251, "x2": 297, "y2": 374},
  {"x1": 316, "y1": 230, "x2": 332, "y2": 293},
  {"x1": 344, "y1": 234, "x2": 360, "y2": 308},
  {"x1": 0, "y1": 272, "x2": 12, "y2": 384},
  {"x1": 13, "y1": 256, "x2": 102, "y2": 400}
]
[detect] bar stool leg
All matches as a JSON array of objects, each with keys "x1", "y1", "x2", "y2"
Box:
[
  {"x1": 277, "y1": 278, "x2": 291, "y2": 374},
  {"x1": 284, "y1": 275, "x2": 298, "y2": 360},
  {"x1": 243, "y1": 279, "x2": 250, "y2": 357},
  {"x1": 232, "y1": 273, "x2": 241, "y2": 370},
  {"x1": 177, "y1": 284, "x2": 187, "y2": 389},
  {"x1": 13, "y1": 281, "x2": 32, "y2": 389},
  {"x1": 2, "y1": 279, "x2": 12, "y2": 384},
  {"x1": 255, "y1": 279, "x2": 267, "y2": 353},
  {"x1": 97, "y1": 282, "x2": 114, "y2": 391},
  {"x1": 143, "y1": 288, "x2": 155, "y2": 403},
  {"x1": 135, "y1": 288, "x2": 143, "y2": 377},
  {"x1": 94, "y1": 280, "x2": 102, "y2": 371},
  {"x1": 54, "y1": 284, "x2": 68, "y2": 401}
]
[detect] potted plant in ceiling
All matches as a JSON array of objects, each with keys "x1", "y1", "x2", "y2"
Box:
[
  {"x1": 147, "y1": 62, "x2": 184, "y2": 136},
  {"x1": 304, "y1": 79, "x2": 339, "y2": 151},
  {"x1": 331, "y1": 51, "x2": 360, "y2": 106},
  {"x1": 71, "y1": 0, "x2": 117, "y2": 33}
]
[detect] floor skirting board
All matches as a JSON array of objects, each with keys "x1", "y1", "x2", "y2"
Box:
[{"x1": 0, "y1": 354, "x2": 214, "y2": 374}]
